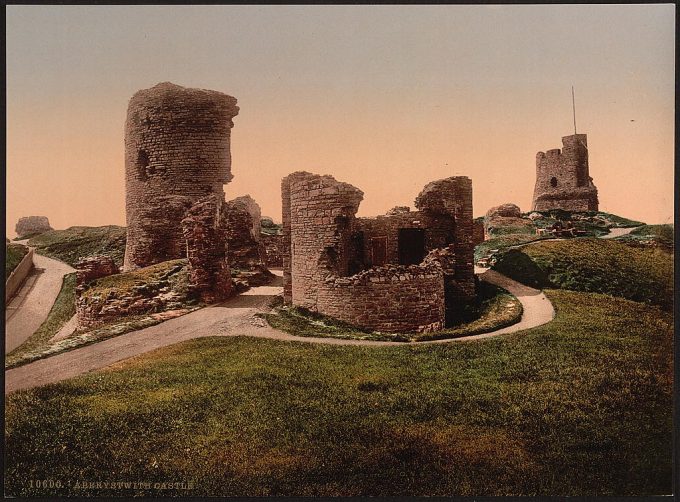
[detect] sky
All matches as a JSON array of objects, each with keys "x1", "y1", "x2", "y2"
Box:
[{"x1": 5, "y1": 4, "x2": 675, "y2": 236}]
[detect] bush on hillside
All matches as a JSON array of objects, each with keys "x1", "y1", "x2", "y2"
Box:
[{"x1": 492, "y1": 238, "x2": 672, "y2": 310}]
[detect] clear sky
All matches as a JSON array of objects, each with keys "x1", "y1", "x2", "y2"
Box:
[{"x1": 5, "y1": 4, "x2": 675, "y2": 235}]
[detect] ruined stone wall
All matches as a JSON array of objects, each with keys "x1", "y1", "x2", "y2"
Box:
[
  {"x1": 473, "y1": 219, "x2": 485, "y2": 246},
  {"x1": 354, "y1": 211, "x2": 455, "y2": 267},
  {"x1": 224, "y1": 195, "x2": 266, "y2": 270},
  {"x1": 532, "y1": 134, "x2": 599, "y2": 212},
  {"x1": 181, "y1": 195, "x2": 232, "y2": 303},
  {"x1": 283, "y1": 172, "x2": 364, "y2": 309},
  {"x1": 415, "y1": 177, "x2": 476, "y2": 301},
  {"x1": 282, "y1": 172, "x2": 475, "y2": 332},
  {"x1": 317, "y1": 264, "x2": 445, "y2": 333},
  {"x1": 124, "y1": 82, "x2": 239, "y2": 270},
  {"x1": 262, "y1": 234, "x2": 284, "y2": 267}
]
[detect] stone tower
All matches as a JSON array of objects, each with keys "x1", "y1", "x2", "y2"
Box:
[
  {"x1": 123, "y1": 82, "x2": 239, "y2": 270},
  {"x1": 531, "y1": 133, "x2": 598, "y2": 212}
]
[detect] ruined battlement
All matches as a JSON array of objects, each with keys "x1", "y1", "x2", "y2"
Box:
[
  {"x1": 532, "y1": 133, "x2": 598, "y2": 212},
  {"x1": 282, "y1": 171, "x2": 475, "y2": 333}
]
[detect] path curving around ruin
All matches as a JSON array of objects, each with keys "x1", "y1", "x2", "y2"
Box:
[
  {"x1": 5, "y1": 268, "x2": 555, "y2": 394},
  {"x1": 5, "y1": 252, "x2": 76, "y2": 353}
]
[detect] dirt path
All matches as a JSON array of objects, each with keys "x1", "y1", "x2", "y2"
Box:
[
  {"x1": 599, "y1": 226, "x2": 641, "y2": 239},
  {"x1": 4, "y1": 252, "x2": 75, "y2": 353},
  {"x1": 5, "y1": 269, "x2": 554, "y2": 394}
]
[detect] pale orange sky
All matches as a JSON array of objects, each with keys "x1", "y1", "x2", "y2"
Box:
[{"x1": 5, "y1": 5, "x2": 675, "y2": 236}]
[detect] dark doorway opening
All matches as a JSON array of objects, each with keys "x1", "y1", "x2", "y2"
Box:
[
  {"x1": 550, "y1": 176, "x2": 558, "y2": 187},
  {"x1": 398, "y1": 228, "x2": 426, "y2": 265},
  {"x1": 370, "y1": 236, "x2": 387, "y2": 266}
]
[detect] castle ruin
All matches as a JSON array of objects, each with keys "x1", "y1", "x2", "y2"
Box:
[
  {"x1": 531, "y1": 133, "x2": 599, "y2": 212},
  {"x1": 123, "y1": 82, "x2": 239, "y2": 270},
  {"x1": 282, "y1": 172, "x2": 475, "y2": 333}
]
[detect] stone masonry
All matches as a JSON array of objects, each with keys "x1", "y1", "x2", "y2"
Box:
[
  {"x1": 282, "y1": 171, "x2": 475, "y2": 333},
  {"x1": 181, "y1": 195, "x2": 232, "y2": 303},
  {"x1": 224, "y1": 195, "x2": 267, "y2": 270},
  {"x1": 124, "y1": 82, "x2": 239, "y2": 270},
  {"x1": 532, "y1": 133, "x2": 599, "y2": 212}
]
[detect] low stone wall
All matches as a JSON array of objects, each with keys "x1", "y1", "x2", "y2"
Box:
[
  {"x1": 5, "y1": 248, "x2": 34, "y2": 303},
  {"x1": 317, "y1": 263, "x2": 445, "y2": 333}
]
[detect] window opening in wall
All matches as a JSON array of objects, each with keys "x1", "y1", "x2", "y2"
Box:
[
  {"x1": 137, "y1": 149, "x2": 151, "y2": 180},
  {"x1": 398, "y1": 228, "x2": 426, "y2": 265},
  {"x1": 550, "y1": 177, "x2": 558, "y2": 187}
]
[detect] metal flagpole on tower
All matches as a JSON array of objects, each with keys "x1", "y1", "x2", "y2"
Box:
[{"x1": 572, "y1": 86, "x2": 577, "y2": 134}]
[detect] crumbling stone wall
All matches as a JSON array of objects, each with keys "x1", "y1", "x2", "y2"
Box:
[
  {"x1": 282, "y1": 172, "x2": 475, "y2": 333},
  {"x1": 415, "y1": 177, "x2": 476, "y2": 302},
  {"x1": 75, "y1": 255, "x2": 119, "y2": 291},
  {"x1": 224, "y1": 195, "x2": 266, "y2": 270},
  {"x1": 317, "y1": 263, "x2": 445, "y2": 333},
  {"x1": 532, "y1": 134, "x2": 599, "y2": 212},
  {"x1": 15, "y1": 216, "x2": 52, "y2": 238},
  {"x1": 473, "y1": 219, "x2": 485, "y2": 246},
  {"x1": 181, "y1": 195, "x2": 232, "y2": 303},
  {"x1": 124, "y1": 82, "x2": 239, "y2": 270},
  {"x1": 262, "y1": 234, "x2": 284, "y2": 267},
  {"x1": 76, "y1": 260, "x2": 189, "y2": 328}
]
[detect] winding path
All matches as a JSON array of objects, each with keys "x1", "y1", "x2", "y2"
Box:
[
  {"x1": 5, "y1": 251, "x2": 75, "y2": 353},
  {"x1": 5, "y1": 268, "x2": 554, "y2": 394}
]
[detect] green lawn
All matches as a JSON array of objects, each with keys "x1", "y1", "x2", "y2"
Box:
[
  {"x1": 5, "y1": 243, "x2": 29, "y2": 277},
  {"x1": 27, "y1": 226, "x2": 126, "y2": 267},
  {"x1": 4, "y1": 290, "x2": 672, "y2": 497}
]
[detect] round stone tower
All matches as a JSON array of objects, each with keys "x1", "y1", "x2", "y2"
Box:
[{"x1": 123, "y1": 82, "x2": 239, "y2": 270}]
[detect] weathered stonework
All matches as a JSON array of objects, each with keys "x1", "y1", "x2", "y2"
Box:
[
  {"x1": 472, "y1": 219, "x2": 485, "y2": 246},
  {"x1": 76, "y1": 260, "x2": 189, "y2": 328},
  {"x1": 124, "y1": 82, "x2": 239, "y2": 270},
  {"x1": 181, "y1": 195, "x2": 232, "y2": 303},
  {"x1": 532, "y1": 134, "x2": 599, "y2": 212},
  {"x1": 282, "y1": 171, "x2": 475, "y2": 333},
  {"x1": 75, "y1": 255, "x2": 119, "y2": 291},
  {"x1": 224, "y1": 195, "x2": 267, "y2": 270},
  {"x1": 262, "y1": 233, "x2": 284, "y2": 268},
  {"x1": 15, "y1": 216, "x2": 52, "y2": 238}
]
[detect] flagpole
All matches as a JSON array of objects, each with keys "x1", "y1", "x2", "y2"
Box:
[{"x1": 572, "y1": 86, "x2": 577, "y2": 134}]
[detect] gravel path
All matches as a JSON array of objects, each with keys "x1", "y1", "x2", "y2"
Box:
[
  {"x1": 5, "y1": 268, "x2": 554, "y2": 394},
  {"x1": 4, "y1": 252, "x2": 75, "y2": 353}
]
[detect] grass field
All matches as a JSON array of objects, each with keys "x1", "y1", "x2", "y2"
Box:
[
  {"x1": 4, "y1": 289, "x2": 672, "y2": 497},
  {"x1": 27, "y1": 226, "x2": 126, "y2": 267},
  {"x1": 492, "y1": 238, "x2": 673, "y2": 310},
  {"x1": 5, "y1": 243, "x2": 29, "y2": 277}
]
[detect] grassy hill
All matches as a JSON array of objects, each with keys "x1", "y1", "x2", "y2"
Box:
[
  {"x1": 4, "y1": 290, "x2": 672, "y2": 497},
  {"x1": 5, "y1": 243, "x2": 29, "y2": 277},
  {"x1": 27, "y1": 226, "x2": 126, "y2": 267},
  {"x1": 492, "y1": 238, "x2": 673, "y2": 310}
]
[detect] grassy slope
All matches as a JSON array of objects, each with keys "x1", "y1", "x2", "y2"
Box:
[
  {"x1": 5, "y1": 243, "x2": 29, "y2": 277},
  {"x1": 4, "y1": 290, "x2": 672, "y2": 497},
  {"x1": 27, "y1": 226, "x2": 126, "y2": 267},
  {"x1": 492, "y1": 238, "x2": 673, "y2": 310}
]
